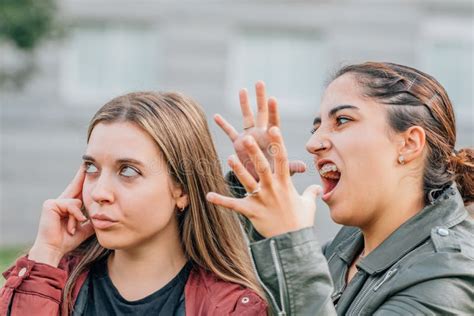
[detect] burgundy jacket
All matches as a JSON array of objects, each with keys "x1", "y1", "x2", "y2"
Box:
[{"x1": 0, "y1": 256, "x2": 267, "y2": 316}]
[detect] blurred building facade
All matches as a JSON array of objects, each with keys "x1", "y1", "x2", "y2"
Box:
[{"x1": 1, "y1": 0, "x2": 473, "y2": 245}]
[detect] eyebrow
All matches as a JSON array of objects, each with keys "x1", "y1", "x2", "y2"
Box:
[
  {"x1": 312, "y1": 104, "x2": 360, "y2": 125},
  {"x1": 82, "y1": 155, "x2": 145, "y2": 167}
]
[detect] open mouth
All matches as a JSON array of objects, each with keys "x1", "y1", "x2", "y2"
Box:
[{"x1": 318, "y1": 162, "x2": 341, "y2": 199}]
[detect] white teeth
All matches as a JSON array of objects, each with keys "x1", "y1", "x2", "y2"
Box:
[{"x1": 319, "y1": 163, "x2": 339, "y2": 176}]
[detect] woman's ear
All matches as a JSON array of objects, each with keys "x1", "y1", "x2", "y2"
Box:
[
  {"x1": 176, "y1": 194, "x2": 189, "y2": 211},
  {"x1": 397, "y1": 126, "x2": 426, "y2": 164},
  {"x1": 172, "y1": 186, "x2": 189, "y2": 211}
]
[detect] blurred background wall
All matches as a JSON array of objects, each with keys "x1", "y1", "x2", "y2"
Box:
[{"x1": 1, "y1": 0, "x2": 473, "y2": 246}]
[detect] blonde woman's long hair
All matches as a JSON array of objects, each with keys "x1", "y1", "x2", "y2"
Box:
[{"x1": 62, "y1": 91, "x2": 264, "y2": 314}]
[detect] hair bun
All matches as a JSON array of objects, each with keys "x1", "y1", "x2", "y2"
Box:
[{"x1": 450, "y1": 147, "x2": 474, "y2": 204}]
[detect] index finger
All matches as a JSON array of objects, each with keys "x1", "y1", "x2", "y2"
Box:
[
  {"x1": 59, "y1": 165, "x2": 86, "y2": 199},
  {"x1": 214, "y1": 114, "x2": 239, "y2": 142}
]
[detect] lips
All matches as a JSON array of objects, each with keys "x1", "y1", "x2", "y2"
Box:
[
  {"x1": 90, "y1": 213, "x2": 118, "y2": 229},
  {"x1": 316, "y1": 159, "x2": 341, "y2": 201}
]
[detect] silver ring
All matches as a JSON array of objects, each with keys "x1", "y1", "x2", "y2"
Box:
[
  {"x1": 244, "y1": 186, "x2": 261, "y2": 197},
  {"x1": 319, "y1": 142, "x2": 325, "y2": 149}
]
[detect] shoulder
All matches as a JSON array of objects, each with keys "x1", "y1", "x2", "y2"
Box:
[
  {"x1": 185, "y1": 266, "x2": 267, "y2": 315},
  {"x1": 388, "y1": 221, "x2": 474, "y2": 296},
  {"x1": 397, "y1": 216, "x2": 474, "y2": 274},
  {"x1": 384, "y1": 250, "x2": 474, "y2": 315},
  {"x1": 429, "y1": 214, "x2": 474, "y2": 258}
]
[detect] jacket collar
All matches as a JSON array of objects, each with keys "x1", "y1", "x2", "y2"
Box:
[{"x1": 337, "y1": 184, "x2": 468, "y2": 275}]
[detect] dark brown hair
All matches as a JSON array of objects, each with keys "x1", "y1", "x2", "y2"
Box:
[{"x1": 332, "y1": 62, "x2": 473, "y2": 205}]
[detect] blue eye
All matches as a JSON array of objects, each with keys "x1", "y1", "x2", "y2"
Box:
[
  {"x1": 336, "y1": 116, "x2": 351, "y2": 126},
  {"x1": 84, "y1": 162, "x2": 98, "y2": 174},
  {"x1": 120, "y1": 166, "x2": 140, "y2": 177}
]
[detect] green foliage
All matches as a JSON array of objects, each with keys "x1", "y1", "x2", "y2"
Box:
[
  {"x1": 0, "y1": 0, "x2": 57, "y2": 50},
  {"x1": 0, "y1": 246, "x2": 28, "y2": 286}
]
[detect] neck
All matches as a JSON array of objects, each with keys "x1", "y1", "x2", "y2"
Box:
[
  {"x1": 107, "y1": 221, "x2": 187, "y2": 300},
  {"x1": 361, "y1": 180, "x2": 425, "y2": 256}
]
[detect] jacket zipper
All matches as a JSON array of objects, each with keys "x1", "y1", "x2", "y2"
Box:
[
  {"x1": 331, "y1": 291, "x2": 343, "y2": 307},
  {"x1": 331, "y1": 259, "x2": 348, "y2": 305},
  {"x1": 248, "y1": 246, "x2": 285, "y2": 316},
  {"x1": 348, "y1": 240, "x2": 431, "y2": 315},
  {"x1": 347, "y1": 276, "x2": 378, "y2": 315},
  {"x1": 270, "y1": 239, "x2": 288, "y2": 316},
  {"x1": 240, "y1": 220, "x2": 284, "y2": 316},
  {"x1": 373, "y1": 268, "x2": 398, "y2": 292},
  {"x1": 350, "y1": 240, "x2": 431, "y2": 314},
  {"x1": 348, "y1": 268, "x2": 398, "y2": 315}
]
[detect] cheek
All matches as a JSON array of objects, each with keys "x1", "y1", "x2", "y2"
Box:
[
  {"x1": 125, "y1": 184, "x2": 176, "y2": 220},
  {"x1": 81, "y1": 180, "x2": 93, "y2": 208}
]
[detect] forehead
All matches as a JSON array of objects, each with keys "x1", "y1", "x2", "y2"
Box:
[
  {"x1": 86, "y1": 122, "x2": 160, "y2": 160},
  {"x1": 318, "y1": 73, "x2": 383, "y2": 117}
]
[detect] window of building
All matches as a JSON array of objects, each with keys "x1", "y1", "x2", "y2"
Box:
[
  {"x1": 227, "y1": 30, "x2": 327, "y2": 116},
  {"x1": 60, "y1": 22, "x2": 161, "y2": 105},
  {"x1": 420, "y1": 18, "x2": 473, "y2": 124}
]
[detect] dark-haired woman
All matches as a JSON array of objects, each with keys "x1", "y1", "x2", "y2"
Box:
[{"x1": 208, "y1": 62, "x2": 474, "y2": 315}]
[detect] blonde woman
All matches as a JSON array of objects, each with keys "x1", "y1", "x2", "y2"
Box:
[{"x1": 0, "y1": 92, "x2": 267, "y2": 315}]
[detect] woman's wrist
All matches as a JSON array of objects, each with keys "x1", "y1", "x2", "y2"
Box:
[{"x1": 28, "y1": 244, "x2": 64, "y2": 268}]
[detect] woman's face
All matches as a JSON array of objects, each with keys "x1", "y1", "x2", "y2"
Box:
[
  {"x1": 82, "y1": 121, "x2": 184, "y2": 250},
  {"x1": 306, "y1": 74, "x2": 402, "y2": 227}
]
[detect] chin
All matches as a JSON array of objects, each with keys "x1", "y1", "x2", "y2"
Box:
[
  {"x1": 329, "y1": 205, "x2": 356, "y2": 226},
  {"x1": 95, "y1": 233, "x2": 125, "y2": 250}
]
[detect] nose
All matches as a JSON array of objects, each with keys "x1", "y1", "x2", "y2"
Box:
[
  {"x1": 90, "y1": 174, "x2": 115, "y2": 205},
  {"x1": 305, "y1": 133, "x2": 332, "y2": 155}
]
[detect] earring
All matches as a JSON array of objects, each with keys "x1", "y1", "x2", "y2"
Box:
[{"x1": 398, "y1": 155, "x2": 405, "y2": 165}]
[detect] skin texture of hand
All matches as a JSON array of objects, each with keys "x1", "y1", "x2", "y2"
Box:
[
  {"x1": 29, "y1": 165, "x2": 95, "y2": 267},
  {"x1": 214, "y1": 81, "x2": 306, "y2": 180},
  {"x1": 207, "y1": 126, "x2": 322, "y2": 238}
]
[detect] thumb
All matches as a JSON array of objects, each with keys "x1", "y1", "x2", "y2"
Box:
[
  {"x1": 302, "y1": 184, "x2": 323, "y2": 201},
  {"x1": 289, "y1": 160, "x2": 307, "y2": 175}
]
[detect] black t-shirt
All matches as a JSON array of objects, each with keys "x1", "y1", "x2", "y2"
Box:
[{"x1": 83, "y1": 258, "x2": 192, "y2": 316}]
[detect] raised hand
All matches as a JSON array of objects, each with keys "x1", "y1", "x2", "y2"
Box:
[
  {"x1": 207, "y1": 126, "x2": 321, "y2": 238},
  {"x1": 29, "y1": 165, "x2": 95, "y2": 267},
  {"x1": 214, "y1": 81, "x2": 306, "y2": 180}
]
